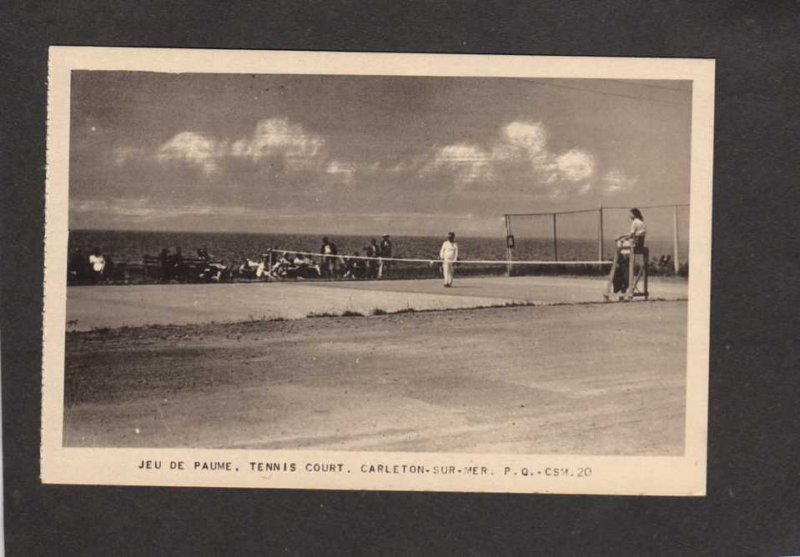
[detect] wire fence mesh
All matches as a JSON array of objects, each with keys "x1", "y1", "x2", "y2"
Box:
[{"x1": 505, "y1": 204, "x2": 689, "y2": 276}]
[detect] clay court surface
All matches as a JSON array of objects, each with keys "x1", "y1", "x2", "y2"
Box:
[
  {"x1": 66, "y1": 275, "x2": 687, "y2": 331},
  {"x1": 63, "y1": 276, "x2": 688, "y2": 455}
]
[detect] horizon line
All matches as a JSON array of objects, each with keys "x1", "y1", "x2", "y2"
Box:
[{"x1": 69, "y1": 227, "x2": 688, "y2": 243}]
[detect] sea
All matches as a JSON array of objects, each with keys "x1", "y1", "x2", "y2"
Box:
[{"x1": 68, "y1": 229, "x2": 688, "y2": 266}]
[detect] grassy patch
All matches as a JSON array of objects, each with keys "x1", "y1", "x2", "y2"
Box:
[
  {"x1": 306, "y1": 312, "x2": 340, "y2": 318},
  {"x1": 307, "y1": 310, "x2": 365, "y2": 318}
]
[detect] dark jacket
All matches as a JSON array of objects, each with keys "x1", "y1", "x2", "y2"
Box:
[
  {"x1": 320, "y1": 241, "x2": 338, "y2": 256},
  {"x1": 380, "y1": 239, "x2": 392, "y2": 257}
]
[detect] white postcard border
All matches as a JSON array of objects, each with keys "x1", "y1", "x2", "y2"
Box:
[{"x1": 42, "y1": 47, "x2": 714, "y2": 495}]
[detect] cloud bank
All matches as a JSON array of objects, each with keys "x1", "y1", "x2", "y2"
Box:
[
  {"x1": 91, "y1": 115, "x2": 640, "y2": 233},
  {"x1": 420, "y1": 121, "x2": 605, "y2": 198},
  {"x1": 119, "y1": 117, "x2": 635, "y2": 200},
  {"x1": 151, "y1": 118, "x2": 328, "y2": 178}
]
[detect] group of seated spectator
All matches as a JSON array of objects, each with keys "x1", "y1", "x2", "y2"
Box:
[
  {"x1": 68, "y1": 245, "x2": 229, "y2": 284},
  {"x1": 156, "y1": 246, "x2": 228, "y2": 282},
  {"x1": 269, "y1": 251, "x2": 322, "y2": 279},
  {"x1": 67, "y1": 236, "x2": 398, "y2": 284},
  {"x1": 341, "y1": 252, "x2": 368, "y2": 280},
  {"x1": 266, "y1": 235, "x2": 393, "y2": 281}
]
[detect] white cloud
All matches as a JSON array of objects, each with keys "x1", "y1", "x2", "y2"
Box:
[
  {"x1": 230, "y1": 139, "x2": 250, "y2": 157},
  {"x1": 71, "y1": 198, "x2": 252, "y2": 221},
  {"x1": 232, "y1": 118, "x2": 326, "y2": 170},
  {"x1": 71, "y1": 199, "x2": 112, "y2": 212},
  {"x1": 491, "y1": 122, "x2": 549, "y2": 167},
  {"x1": 601, "y1": 169, "x2": 638, "y2": 193},
  {"x1": 416, "y1": 123, "x2": 602, "y2": 193},
  {"x1": 489, "y1": 122, "x2": 597, "y2": 189},
  {"x1": 386, "y1": 160, "x2": 417, "y2": 174},
  {"x1": 150, "y1": 117, "x2": 604, "y2": 198},
  {"x1": 423, "y1": 143, "x2": 494, "y2": 183},
  {"x1": 156, "y1": 132, "x2": 221, "y2": 175},
  {"x1": 71, "y1": 197, "x2": 155, "y2": 217},
  {"x1": 555, "y1": 149, "x2": 595, "y2": 182},
  {"x1": 501, "y1": 121, "x2": 548, "y2": 156},
  {"x1": 155, "y1": 118, "x2": 326, "y2": 177},
  {"x1": 325, "y1": 160, "x2": 358, "y2": 184},
  {"x1": 112, "y1": 145, "x2": 147, "y2": 165}
]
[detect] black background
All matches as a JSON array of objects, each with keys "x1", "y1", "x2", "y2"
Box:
[{"x1": 2, "y1": 2, "x2": 799, "y2": 555}]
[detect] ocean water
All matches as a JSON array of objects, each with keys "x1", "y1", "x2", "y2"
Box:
[{"x1": 68, "y1": 229, "x2": 688, "y2": 265}]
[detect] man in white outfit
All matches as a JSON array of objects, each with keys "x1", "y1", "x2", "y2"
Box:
[{"x1": 439, "y1": 232, "x2": 458, "y2": 287}]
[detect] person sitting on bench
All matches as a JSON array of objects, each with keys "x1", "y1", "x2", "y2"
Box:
[
  {"x1": 343, "y1": 252, "x2": 365, "y2": 280},
  {"x1": 293, "y1": 253, "x2": 321, "y2": 278},
  {"x1": 270, "y1": 251, "x2": 294, "y2": 278}
]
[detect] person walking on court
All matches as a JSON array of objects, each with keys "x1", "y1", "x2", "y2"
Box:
[
  {"x1": 320, "y1": 236, "x2": 338, "y2": 278},
  {"x1": 378, "y1": 234, "x2": 392, "y2": 279},
  {"x1": 439, "y1": 232, "x2": 458, "y2": 287},
  {"x1": 365, "y1": 238, "x2": 380, "y2": 279}
]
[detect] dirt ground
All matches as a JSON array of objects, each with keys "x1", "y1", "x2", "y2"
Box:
[{"x1": 63, "y1": 301, "x2": 687, "y2": 455}]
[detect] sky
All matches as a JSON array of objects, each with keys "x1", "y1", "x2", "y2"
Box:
[{"x1": 69, "y1": 71, "x2": 692, "y2": 238}]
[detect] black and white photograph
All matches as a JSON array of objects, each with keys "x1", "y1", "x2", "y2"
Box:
[{"x1": 41, "y1": 48, "x2": 713, "y2": 494}]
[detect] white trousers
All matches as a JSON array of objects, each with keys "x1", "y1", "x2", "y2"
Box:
[{"x1": 442, "y1": 260, "x2": 455, "y2": 285}]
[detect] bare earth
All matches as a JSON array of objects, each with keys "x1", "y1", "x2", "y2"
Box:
[{"x1": 64, "y1": 301, "x2": 687, "y2": 455}]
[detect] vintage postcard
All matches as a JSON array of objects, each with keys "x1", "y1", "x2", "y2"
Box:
[{"x1": 42, "y1": 47, "x2": 713, "y2": 495}]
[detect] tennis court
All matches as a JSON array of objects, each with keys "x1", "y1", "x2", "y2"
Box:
[{"x1": 65, "y1": 275, "x2": 688, "y2": 331}]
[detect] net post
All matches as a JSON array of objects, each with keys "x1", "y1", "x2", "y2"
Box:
[
  {"x1": 552, "y1": 213, "x2": 558, "y2": 262},
  {"x1": 267, "y1": 248, "x2": 273, "y2": 281},
  {"x1": 673, "y1": 204, "x2": 680, "y2": 274},
  {"x1": 598, "y1": 204, "x2": 604, "y2": 262},
  {"x1": 504, "y1": 215, "x2": 513, "y2": 276}
]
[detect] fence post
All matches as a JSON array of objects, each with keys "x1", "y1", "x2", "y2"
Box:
[
  {"x1": 504, "y1": 215, "x2": 513, "y2": 276},
  {"x1": 673, "y1": 205, "x2": 680, "y2": 274},
  {"x1": 552, "y1": 213, "x2": 558, "y2": 262},
  {"x1": 598, "y1": 204, "x2": 604, "y2": 262}
]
